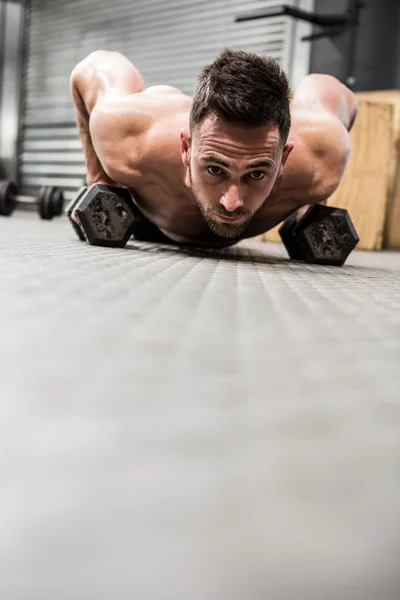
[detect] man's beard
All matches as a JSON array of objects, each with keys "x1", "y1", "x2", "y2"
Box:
[{"x1": 189, "y1": 166, "x2": 254, "y2": 239}]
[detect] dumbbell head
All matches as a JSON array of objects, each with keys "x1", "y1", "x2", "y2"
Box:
[
  {"x1": 73, "y1": 184, "x2": 137, "y2": 247},
  {"x1": 38, "y1": 186, "x2": 65, "y2": 219},
  {"x1": 279, "y1": 205, "x2": 359, "y2": 266},
  {"x1": 0, "y1": 180, "x2": 17, "y2": 216},
  {"x1": 65, "y1": 186, "x2": 88, "y2": 240},
  {"x1": 277, "y1": 210, "x2": 304, "y2": 261}
]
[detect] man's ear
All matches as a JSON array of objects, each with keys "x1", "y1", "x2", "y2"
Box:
[
  {"x1": 180, "y1": 129, "x2": 191, "y2": 167},
  {"x1": 279, "y1": 141, "x2": 294, "y2": 174}
]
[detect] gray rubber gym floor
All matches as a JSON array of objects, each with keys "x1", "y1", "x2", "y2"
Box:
[{"x1": 1, "y1": 212, "x2": 399, "y2": 600}]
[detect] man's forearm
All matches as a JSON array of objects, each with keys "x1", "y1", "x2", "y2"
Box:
[{"x1": 70, "y1": 67, "x2": 116, "y2": 187}]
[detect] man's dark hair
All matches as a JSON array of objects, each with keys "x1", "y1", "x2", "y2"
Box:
[{"x1": 190, "y1": 48, "x2": 292, "y2": 143}]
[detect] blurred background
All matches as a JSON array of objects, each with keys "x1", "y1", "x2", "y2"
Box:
[{"x1": 1, "y1": 0, "x2": 400, "y2": 202}]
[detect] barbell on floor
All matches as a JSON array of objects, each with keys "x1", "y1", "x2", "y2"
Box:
[{"x1": 0, "y1": 179, "x2": 64, "y2": 219}]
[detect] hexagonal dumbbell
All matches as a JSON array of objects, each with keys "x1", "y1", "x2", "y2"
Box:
[
  {"x1": 65, "y1": 184, "x2": 137, "y2": 247},
  {"x1": 0, "y1": 179, "x2": 64, "y2": 219},
  {"x1": 65, "y1": 186, "x2": 88, "y2": 241},
  {"x1": 279, "y1": 204, "x2": 359, "y2": 266}
]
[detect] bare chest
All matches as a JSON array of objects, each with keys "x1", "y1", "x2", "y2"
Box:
[
  {"x1": 117, "y1": 126, "x2": 322, "y2": 244},
  {"x1": 128, "y1": 175, "x2": 307, "y2": 246}
]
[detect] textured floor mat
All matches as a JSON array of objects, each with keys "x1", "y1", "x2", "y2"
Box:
[{"x1": 1, "y1": 213, "x2": 399, "y2": 599}]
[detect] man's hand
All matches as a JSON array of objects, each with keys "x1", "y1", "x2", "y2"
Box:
[
  {"x1": 70, "y1": 180, "x2": 118, "y2": 224},
  {"x1": 296, "y1": 198, "x2": 328, "y2": 222}
]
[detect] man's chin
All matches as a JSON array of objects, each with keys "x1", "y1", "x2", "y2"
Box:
[{"x1": 205, "y1": 215, "x2": 250, "y2": 238}]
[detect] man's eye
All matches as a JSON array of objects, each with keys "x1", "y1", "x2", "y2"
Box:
[
  {"x1": 249, "y1": 171, "x2": 266, "y2": 180},
  {"x1": 207, "y1": 166, "x2": 223, "y2": 176}
]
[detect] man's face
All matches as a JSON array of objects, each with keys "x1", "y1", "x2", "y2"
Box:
[{"x1": 181, "y1": 114, "x2": 293, "y2": 238}]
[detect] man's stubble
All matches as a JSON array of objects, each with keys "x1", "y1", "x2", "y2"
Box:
[{"x1": 189, "y1": 164, "x2": 254, "y2": 239}]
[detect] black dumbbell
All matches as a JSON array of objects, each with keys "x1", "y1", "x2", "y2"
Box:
[
  {"x1": 0, "y1": 179, "x2": 64, "y2": 219},
  {"x1": 279, "y1": 204, "x2": 359, "y2": 266},
  {"x1": 65, "y1": 186, "x2": 88, "y2": 241},
  {"x1": 66, "y1": 184, "x2": 137, "y2": 247}
]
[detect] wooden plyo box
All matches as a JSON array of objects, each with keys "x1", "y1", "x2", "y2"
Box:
[{"x1": 261, "y1": 91, "x2": 400, "y2": 251}]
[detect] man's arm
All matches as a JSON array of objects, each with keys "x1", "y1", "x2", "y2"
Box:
[
  {"x1": 70, "y1": 51, "x2": 146, "y2": 186},
  {"x1": 291, "y1": 74, "x2": 358, "y2": 220},
  {"x1": 294, "y1": 115, "x2": 353, "y2": 221}
]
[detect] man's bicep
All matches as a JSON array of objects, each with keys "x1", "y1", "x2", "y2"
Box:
[
  {"x1": 88, "y1": 96, "x2": 152, "y2": 183},
  {"x1": 308, "y1": 116, "x2": 351, "y2": 196},
  {"x1": 91, "y1": 94, "x2": 153, "y2": 140}
]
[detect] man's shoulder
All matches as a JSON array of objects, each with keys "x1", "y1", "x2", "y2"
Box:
[
  {"x1": 92, "y1": 85, "x2": 191, "y2": 138},
  {"x1": 291, "y1": 107, "x2": 350, "y2": 156},
  {"x1": 132, "y1": 86, "x2": 192, "y2": 120},
  {"x1": 142, "y1": 85, "x2": 188, "y2": 97},
  {"x1": 89, "y1": 85, "x2": 190, "y2": 178},
  {"x1": 290, "y1": 109, "x2": 351, "y2": 199}
]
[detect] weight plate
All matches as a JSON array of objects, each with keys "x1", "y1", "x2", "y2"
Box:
[
  {"x1": 0, "y1": 180, "x2": 17, "y2": 216},
  {"x1": 38, "y1": 186, "x2": 52, "y2": 220},
  {"x1": 50, "y1": 187, "x2": 64, "y2": 217}
]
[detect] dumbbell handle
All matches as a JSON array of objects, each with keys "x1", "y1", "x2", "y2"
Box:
[
  {"x1": 10, "y1": 192, "x2": 38, "y2": 205},
  {"x1": 0, "y1": 179, "x2": 63, "y2": 219}
]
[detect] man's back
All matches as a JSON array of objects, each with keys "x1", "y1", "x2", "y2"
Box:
[{"x1": 71, "y1": 50, "x2": 357, "y2": 246}]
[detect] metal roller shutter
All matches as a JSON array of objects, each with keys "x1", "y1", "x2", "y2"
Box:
[{"x1": 19, "y1": 0, "x2": 313, "y2": 201}]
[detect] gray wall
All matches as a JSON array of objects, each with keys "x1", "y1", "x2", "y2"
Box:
[
  {"x1": 0, "y1": 0, "x2": 25, "y2": 181},
  {"x1": 19, "y1": 0, "x2": 313, "y2": 199},
  {"x1": 309, "y1": 0, "x2": 400, "y2": 91}
]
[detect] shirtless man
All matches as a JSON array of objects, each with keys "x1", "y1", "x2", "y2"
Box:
[{"x1": 70, "y1": 48, "x2": 357, "y2": 247}]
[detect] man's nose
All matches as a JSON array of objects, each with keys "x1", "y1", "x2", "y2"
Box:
[{"x1": 220, "y1": 185, "x2": 244, "y2": 212}]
